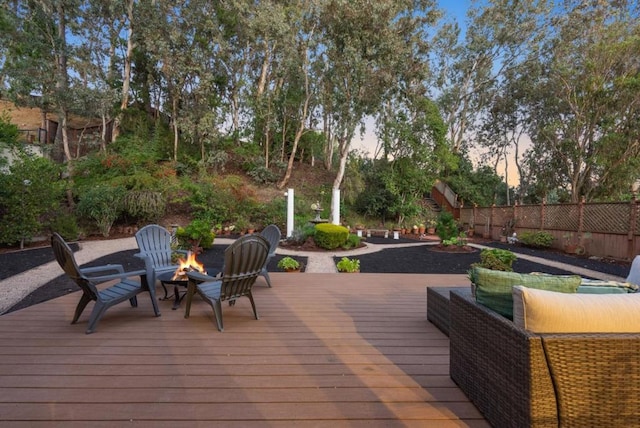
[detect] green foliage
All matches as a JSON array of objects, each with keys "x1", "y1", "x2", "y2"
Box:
[
  {"x1": 518, "y1": 231, "x2": 554, "y2": 248},
  {"x1": 336, "y1": 257, "x2": 360, "y2": 273},
  {"x1": 49, "y1": 211, "x2": 80, "y2": 241},
  {"x1": 246, "y1": 164, "x2": 278, "y2": 184},
  {"x1": 277, "y1": 256, "x2": 300, "y2": 271},
  {"x1": 342, "y1": 233, "x2": 361, "y2": 250},
  {"x1": 175, "y1": 219, "x2": 215, "y2": 250},
  {"x1": 0, "y1": 154, "x2": 64, "y2": 245},
  {"x1": 472, "y1": 248, "x2": 517, "y2": 272},
  {"x1": 123, "y1": 190, "x2": 166, "y2": 223},
  {"x1": 0, "y1": 111, "x2": 19, "y2": 150},
  {"x1": 313, "y1": 223, "x2": 349, "y2": 250},
  {"x1": 436, "y1": 211, "x2": 459, "y2": 241},
  {"x1": 76, "y1": 185, "x2": 126, "y2": 237},
  {"x1": 442, "y1": 232, "x2": 467, "y2": 247}
]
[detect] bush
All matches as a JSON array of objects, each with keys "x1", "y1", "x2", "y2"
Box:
[
  {"x1": 0, "y1": 155, "x2": 64, "y2": 245},
  {"x1": 518, "y1": 231, "x2": 554, "y2": 248},
  {"x1": 76, "y1": 185, "x2": 126, "y2": 237},
  {"x1": 436, "y1": 211, "x2": 459, "y2": 241},
  {"x1": 123, "y1": 190, "x2": 166, "y2": 223},
  {"x1": 313, "y1": 223, "x2": 349, "y2": 250},
  {"x1": 473, "y1": 248, "x2": 517, "y2": 272},
  {"x1": 175, "y1": 219, "x2": 215, "y2": 250},
  {"x1": 49, "y1": 212, "x2": 80, "y2": 241},
  {"x1": 277, "y1": 256, "x2": 300, "y2": 271},
  {"x1": 336, "y1": 257, "x2": 360, "y2": 272},
  {"x1": 342, "y1": 233, "x2": 361, "y2": 250}
]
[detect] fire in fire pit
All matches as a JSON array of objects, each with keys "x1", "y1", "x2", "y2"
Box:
[{"x1": 173, "y1": 251, "x2": 206, "y2": 280}]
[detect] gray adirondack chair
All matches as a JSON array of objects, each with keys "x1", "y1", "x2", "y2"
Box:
[
  {"x1": 184, "y1": 234, "x2": 269, "y2": 331},
  {"x1": 51, "y1": 233, "x2": 160, "y2": 334},
  {"x1": 626, "y1": 255, "x2": 640, "y2": 286},
  {"x1": 257, "y1": 224, "x2": 281, "y2": 287},
  {"x1": 134, "y1": 224, "x2": 187, "y2": 299}
]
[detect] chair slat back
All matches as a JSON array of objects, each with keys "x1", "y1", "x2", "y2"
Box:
[
  {"x1": 220, "y1": 235, "x2": 269, "y2": 301},
  {"x1": 51, "y1": 233, "x2": 99, "y2": 300},
  {"x1": 627, "y1": 255, "x2": 640, "y2": 285},
  {"x1": 260, "y1": 224, "x2": 281, "y2": 257},
  {"x1": 135, "y1": 225, "x2": 173, "y2": 267}
]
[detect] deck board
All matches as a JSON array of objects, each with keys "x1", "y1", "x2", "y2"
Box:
[{"x1": 0, "y1": 273, "x2": 488, "y2": 426}]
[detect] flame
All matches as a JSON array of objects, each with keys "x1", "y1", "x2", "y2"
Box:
[{"x1": 172, "y1": 251, "x2": 206, "y2": 280}]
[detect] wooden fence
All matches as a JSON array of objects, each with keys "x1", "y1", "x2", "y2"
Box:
[{"x1": 459, "y1": 197, "x2": 640, "y2": 261}]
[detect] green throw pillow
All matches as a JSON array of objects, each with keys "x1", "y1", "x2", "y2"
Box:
[{"x1": 471, "y1": 267, "x2": 582, "y2": 319}]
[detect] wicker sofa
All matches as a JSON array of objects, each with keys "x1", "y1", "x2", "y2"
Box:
[{"x1": 448, "y1": 290, "x2": 640, "y2": 428}]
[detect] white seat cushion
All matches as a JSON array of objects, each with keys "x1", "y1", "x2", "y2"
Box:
[{"x1": 513, "y1": 285, "x2": 640, "y2": 333}]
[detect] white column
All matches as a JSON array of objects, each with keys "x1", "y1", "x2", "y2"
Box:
[
  {"x1": 332, "y1": 188, "x2": 340, "y2": 225},
  {"x1": 286, "y1": 188, "x2": 294, "y2": 237}
]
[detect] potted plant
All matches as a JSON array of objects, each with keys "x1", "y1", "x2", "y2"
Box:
[
  {"x1": 336, "y1": 257, "x2": 360, "y2": 273},
  {"x1": 427, "y1": 220, "x2": 437, "y2": 235},
  {"x1": 277, "y1": 256, "x2": 301, "y2": 272},
  {"x1": 418, "y1": 223, "x2": 426, "y2": 235}
]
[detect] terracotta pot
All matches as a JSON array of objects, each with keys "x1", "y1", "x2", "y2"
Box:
[
  {"x1": 427, "y1": 227, "x2": 436, "y2": 235},
  {"x1": 418, "y1": 227, "x2": 426, "y2": 234}
]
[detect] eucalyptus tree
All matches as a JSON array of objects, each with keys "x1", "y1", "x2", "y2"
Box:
[
  {"x1": 2, "y1": 0, "x2": 81, "y2": 163},
  {"x1": 317, "y1": 0, "x2": 441, "y2": 218},
  {"x1": 432, "y1": 0, "x2": 550, "y2": 155},
  {"x1": 73, "y1": 0, "x2": 130, "y2": 150},
  {"x1": 522, "y1": 0, "x2": 640, "y2": 201}
]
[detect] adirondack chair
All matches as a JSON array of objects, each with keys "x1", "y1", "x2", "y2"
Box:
[
  {"x1": 51, "y1": 233, "x2": 160, "y2": 334},
  {"x1": 184, "y1": 234, "x2": 269, "y2": 331},
  {"x1": 257, "y1": 224, "x2": 281, "y2": 287},
  {"x1": 626, "y1": 255, "x2": 640, "y2": 286},
  {"x1": 134, "y1": 224, "x2": 187, "y2": 299}
]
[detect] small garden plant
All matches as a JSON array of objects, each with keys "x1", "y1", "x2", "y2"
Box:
[
  {"x1": 472, "y1": 248, "x2": 517, "y2": 271},
  {"x1": 436, "y1": 211, "x2": 459, "y2": 241},
  {"x1": 277, "y1": 256, "x2": 301, "y2": 271},
  {"x1": 518, "y1": 231, "x2": 554, "y2": 248},
  {"x1": 336, "y1": 257, "x2": 360, "y2": 273}
]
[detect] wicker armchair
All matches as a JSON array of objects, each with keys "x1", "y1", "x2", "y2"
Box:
[{"x1": 449, "y1": 290, "x2": 640, "y2": 428}]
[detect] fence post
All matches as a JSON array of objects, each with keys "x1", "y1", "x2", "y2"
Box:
[
  {"x1": 629, "y1": 194, "x2": 638, "y2": 261},
  {"x1": 540, "y1": 198, "x2": 546, "y2": 230},
  {"x1": 578, "y1": 196, "x2": 585, "y2": 235},
  {"x1": 490, "y1": 204, "x2": 496, "y2": 239}
]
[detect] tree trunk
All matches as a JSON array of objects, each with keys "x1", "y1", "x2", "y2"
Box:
[{"x1": 112, "y1": 0, "x2": 135, "y2": 143}]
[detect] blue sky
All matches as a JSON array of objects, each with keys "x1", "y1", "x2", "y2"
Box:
[{"x1": 438, "y1": 0, "x2": 471, "y2": 23}]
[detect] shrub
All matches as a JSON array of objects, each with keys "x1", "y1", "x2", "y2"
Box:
[
  {"x1": 76, "y1": 185, "x2": 126, "y2": 237},
  {"x1": 436, "y1": 211, "x2": 459, "y2": 241},
  {"x1": 342, "y1": 233, "x2": 361, "y2": 250},
  {"x1": 175, "y1": 219, "x2": 215, "y2": 250},
  {"x1": 287, "y1": 224, "x2": 316, "y2": 245},
  {"x1": 277, "y1": 256, "x2": 300, "y2": 271},
  {"x1": 518, "y1": 231, "x2": 554, "y2": 248},
  {"x1": 336, "y1": 257, "x2": 360, "y2": 272},
  {"x1": 49, "y1": 212, "x2": 80, "y2": 241},
  {"x1": 123, "y1": 190, "x2": 166, "y2": 223},
  {"x1": 0, "y1": 154, "x2": 64, "y2": 245},
  {"x1": 473, "y1": 248, "x2": 517, "y2": 272},
  {"x1": 313, "y1": 223, "x2": 349, "y2": 250}
]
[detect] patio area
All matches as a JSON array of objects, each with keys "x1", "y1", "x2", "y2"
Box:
[{"x1": 0, "y1": 272, "x2": 490, "y2": 426}]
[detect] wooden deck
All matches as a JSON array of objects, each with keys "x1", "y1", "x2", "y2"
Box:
[{"x1": 0, "y1": 273, "x2": 489, "y2": 427}]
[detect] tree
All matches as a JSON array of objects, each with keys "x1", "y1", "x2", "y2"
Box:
[
  {"x1": 0, "y1": 152, "x2": 63, "y2": 247},
  {"x1": 318, "y1": 0, "x2": 440, "y2": 221},
  {"x1": 522, "y1": 1, "x2": 640, "y2": 201},
  {"x1": 432, "y1": 0, "x2": 549, "y2": 154}
]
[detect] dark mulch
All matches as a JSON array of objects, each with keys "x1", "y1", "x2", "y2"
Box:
[
  {"x1": 0, "y1": 243, "x2": 79, "y2": 281},
  {"x1": 2, "y1": 237, "x2": 631, "y2": 313}
]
